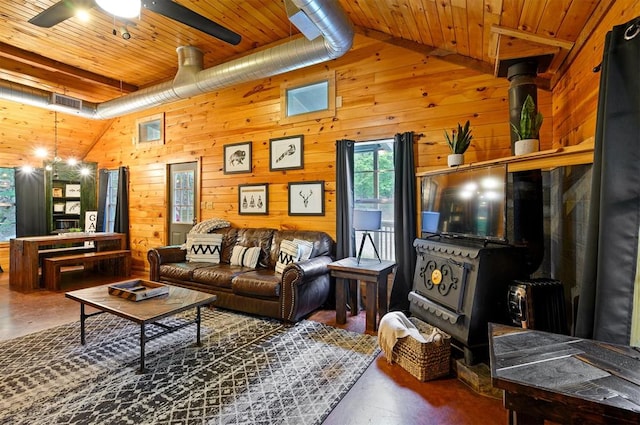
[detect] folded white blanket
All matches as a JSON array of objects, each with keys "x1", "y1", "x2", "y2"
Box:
[{"x1": 377, "y1": 311, "x2": 426, "y2": 363}]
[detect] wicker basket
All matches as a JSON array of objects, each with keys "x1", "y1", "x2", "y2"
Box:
[{"x1": 391, "y1": 317, "x2": 451, "y2": 381}]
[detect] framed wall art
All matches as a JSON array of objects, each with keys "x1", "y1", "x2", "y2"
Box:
[
  {"x1": 52, "y1": 187, "x2": 64, "y2": 198},
  {"x1": 238, "y1": 183, "x2": 268, "y2": 215},
  {"x1": 270, "y1": 135, "x2": 304, "y2": 171},
  {"x1": 288, "y1": 181, "x2": 324, "y2": 216},
  {"x1": 65, "y1": 200, "x2": 81, "y2": 215},
  {"x1": 65, "y1": 184, "x2": 81, "y2": 198},
  {"x1": 53, "y1": 203, "x2": 65, "y2": 213},
  {"x1": 224, "y1": 141, "x2": 252, "y2": 174}
]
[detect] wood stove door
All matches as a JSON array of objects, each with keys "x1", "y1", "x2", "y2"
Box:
[{"x1": 413, "y1": 251, "x2": 471, "y2": 313}]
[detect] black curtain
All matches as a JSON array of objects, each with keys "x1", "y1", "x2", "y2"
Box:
[
  {"x1": 389, "y1": 132, "x2": 417, "y2": 312},
  {"x1": 336, "y1": 140, "x2": 355, "y2": 259},
  {"x1": 15, "y1": 167, "x2": 46, "y2": 237},
  {"x1": 114, "y1": 166, "x2": 130, "y2": 248},
  {"x1": 332, "y1": 139, "x2": 355, "y2": 309},
  {"x1": 96, "y1": 169, "x2": 109, "y2": 232},
  {"x1": 576, "y1": 17, "x2": 640, "y2": 344}
]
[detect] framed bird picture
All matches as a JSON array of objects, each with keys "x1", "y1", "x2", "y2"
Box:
[
  {"x1": 269, "y1": 135, "x2": 304, "y2": 171},
  {"x1": 223, "y1": 141, "x2": 252, "y2": 174}
]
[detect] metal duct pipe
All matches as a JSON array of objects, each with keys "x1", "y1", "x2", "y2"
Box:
[{"x1": 0, "y1": 0, "x2": 353, "y2": 120}]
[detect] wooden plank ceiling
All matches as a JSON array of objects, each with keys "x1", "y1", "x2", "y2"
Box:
[{"x1": 0, "y1": 0, "x2": 606, "y2": 166}]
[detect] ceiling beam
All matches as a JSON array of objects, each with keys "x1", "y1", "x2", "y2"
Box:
[
  {"x1": 0, "y1": 41, "x2": 138, "y2": 93},
  {"x1": 354, "y1": 25, "x2": 495, "y2": 76},
  {"x1": 490, "y1": 25, "x2": 574, "y2": 50}
]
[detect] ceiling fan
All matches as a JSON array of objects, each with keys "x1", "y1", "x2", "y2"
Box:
[{"x1": 28, "y1": 0, "x2": 242, "y2": 45}]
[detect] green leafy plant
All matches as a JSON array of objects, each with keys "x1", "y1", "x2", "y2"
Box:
[
  {"x1": 511, "y1": 94, "x2": 543, "y2": 140},
  {"x1": 444, "y1": 120, "x2": 473, "y2": 154}
]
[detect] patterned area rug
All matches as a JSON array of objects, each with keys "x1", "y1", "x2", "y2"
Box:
[{"x1": 0, "y1": 309, "x2": 379, "y2": 424}]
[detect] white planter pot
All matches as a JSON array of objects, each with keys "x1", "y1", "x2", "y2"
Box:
[
  {"x1": 447, "y1": 153, "x2": 464, "y2": 167},
  {"x1": 514, "y1": 139, "x2": 539, "y2": 155}
]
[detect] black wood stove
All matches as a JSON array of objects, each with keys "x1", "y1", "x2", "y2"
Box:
[{"x1": 409, "y1": 238, "x2": 527, "y2": 364}]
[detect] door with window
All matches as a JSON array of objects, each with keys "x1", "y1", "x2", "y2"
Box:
[{"x1": 168, "y1": 162, "x2": 198, "y2": 245}]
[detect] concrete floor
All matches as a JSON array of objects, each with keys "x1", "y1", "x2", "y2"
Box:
[{"x1": 0, "y1": 269, "x2": 507, "y2": 425}]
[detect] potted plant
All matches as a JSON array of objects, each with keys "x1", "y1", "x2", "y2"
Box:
[
  {"x1": 511, "y1": 94, "x2": 543, "y2": 155},
  {"x1": 445, "y1": 120, "x2": 472, "y2": 167}
]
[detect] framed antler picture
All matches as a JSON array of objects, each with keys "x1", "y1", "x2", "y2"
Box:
[
  {"x1": 288, "y1": 181, "x2": 324, "y2": 216},
  {"x1": 269, "y1": 135, "x2": 303, "y2": 171}
]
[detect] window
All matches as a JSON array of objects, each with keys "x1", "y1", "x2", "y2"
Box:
[
  {"x1": 280, "y1": 71, "x2": 335, "y2": 124},
  {"x1": 354, "y1": 140, "x2": 395, "y2": 260},
  {"x1": 172, "y1": 170, "x2": 195, "y2": 224},
  {"x1": 287, "y1": 81, "x2": 329, "y2": 116},
  {"x1": 0, "y1": 168, "x2": 16, "y2": 241},
  {"x1": 104, "y1": 170, "x2": 119, "y2": 232},
  {"x1": 134, "y1": 113, "x2": 164, "y2": 146}
]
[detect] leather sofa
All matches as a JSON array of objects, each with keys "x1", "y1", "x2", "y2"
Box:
[{"x1": 147, "y1": 227, "x2": 335, "y2": 322}]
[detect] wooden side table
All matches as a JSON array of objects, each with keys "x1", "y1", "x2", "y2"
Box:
[{"x1": 328, "y1": 257, "x2": 396, "y2": 333}]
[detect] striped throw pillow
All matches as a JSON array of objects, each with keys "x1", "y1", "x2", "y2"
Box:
[
  {"x1": 186, "y1": 233, "x2": 223, "y2": 263},
  {"x1": 275, "y1": 240, "x2": 302, "y2": 274},
  {"x1": 230, "y1": 245, "x2": 261, "y2": 268},
  {"x1": 293, "y1": 239, "x2": 314, "y2": 261}
]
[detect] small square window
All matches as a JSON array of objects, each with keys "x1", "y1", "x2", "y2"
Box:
[
  {"x1": 134, "y1": 113, "x2": 164, "y2": 146},
  {"x1": 280, "y1": 71, "x2": 335, "y2": 125},
  {"x1": 286, "y1": 81, "x2": 329, "y2": 117}
]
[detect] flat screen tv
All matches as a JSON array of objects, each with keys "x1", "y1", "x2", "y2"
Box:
[{"x1": 420, "y1": 164, "x2": 508, "y2": 242}]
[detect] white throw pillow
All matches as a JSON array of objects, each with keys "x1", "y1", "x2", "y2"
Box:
[
  {"x1": 230, "y1": 245, "x2": 261, "y2": 268},
  {"x1": 293, "y1": 238, "x2": 314, "y2": 261},
  {"x1": 186, "y1": 233, "x2": 223, "y2": 263},
  {"x1": 275, "y1": 240, "x2": 302, "y2": 274}
]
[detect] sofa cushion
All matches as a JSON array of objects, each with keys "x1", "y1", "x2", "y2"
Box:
[
  {"x1": 192, "y1": 264, "x2": 252, "y2": 289},
  {"x1": 230, "y1": 245, "x2": 261, "y2": 268},
  {"x1": 275, "y1": 240, "x2": 301, "y2": 274},
  {"x1": 232, "y1": 270, "x2": 281, "y2": 298},
  {"x1": 160, "y1": 262, "x2": 212, "y2": 281},
  {"x1": 185, "y1": 233, "x2": 223, "y2": 263}
]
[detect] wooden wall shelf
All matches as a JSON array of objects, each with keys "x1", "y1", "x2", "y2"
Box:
[{"x1": 416, "y1": 138, "x2": 594, "y2": 177}]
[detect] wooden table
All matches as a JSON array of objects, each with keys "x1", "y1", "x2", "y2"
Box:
[
  {"x1": 489, "y1": 323, "x2": 640, "y2": 425},
  {"x1": 328, "y1": 257, "x2": 396, "y2": 333},
  {"x1": 66, "y1": 281, "x2": 217, "y2": 373},
  {"x1": 9, "y1": 232, "x2": 127, "y2": 292}
]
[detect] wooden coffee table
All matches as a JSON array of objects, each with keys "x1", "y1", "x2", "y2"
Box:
[{"x1": 65, "y1": 281, "x2": 217, "y2": 373}]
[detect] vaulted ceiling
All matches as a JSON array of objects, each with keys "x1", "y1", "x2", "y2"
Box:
[{"x1": 0, "y1": 0, "x2": 610, "y2": 166}]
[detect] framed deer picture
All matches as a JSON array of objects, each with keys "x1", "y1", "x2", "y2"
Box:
[{"x1": 288, "y1": 181, "x2": 324, "y2": 216}]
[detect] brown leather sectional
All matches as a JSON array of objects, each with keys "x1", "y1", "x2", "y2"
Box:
[{"x1": 147, "y1": 227, "x2": 335, "y2": 322}]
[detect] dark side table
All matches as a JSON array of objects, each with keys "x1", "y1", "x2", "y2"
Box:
[
  {"x1": 328, "y1": 257, "x2": 396, "y2": 333},
  {"x1": 489, "y1": 322, "x2": 640, "y2": 424}
]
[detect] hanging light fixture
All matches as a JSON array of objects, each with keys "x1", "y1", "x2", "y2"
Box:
[{"x1": 95, "y1": 0, "x2": 141, "y2": 19}]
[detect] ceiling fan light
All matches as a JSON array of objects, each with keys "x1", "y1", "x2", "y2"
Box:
[{"x1": 96, "y1": 0, "x2": 141, "y2": 19}]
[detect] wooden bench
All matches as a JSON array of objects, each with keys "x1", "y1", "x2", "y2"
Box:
[{"x1": 43, "y1": 250, "x2": 132, "y2": 291}]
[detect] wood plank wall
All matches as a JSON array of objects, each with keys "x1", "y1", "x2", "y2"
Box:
[
  {"x1": 552, "y1": 1, "x2": 638, "y2": 147},
  {"x1": 82, "y1": 33, "x2": 533, "y2": 271},
  {"x1": 1, "y1": 0, "x2": 635, "y2": 273}
]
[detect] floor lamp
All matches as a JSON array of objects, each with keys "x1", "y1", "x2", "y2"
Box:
[{"x1": 353, "y1": 209, "x2": 382, "y2": 264}]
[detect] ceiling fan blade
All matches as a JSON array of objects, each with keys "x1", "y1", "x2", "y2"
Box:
[
  {"x1": 28, "y1": 0, "x2": 96, "y2": 28},
  {"x1": 143, "y1": 0, "x2": 241, "y2": 45}
]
